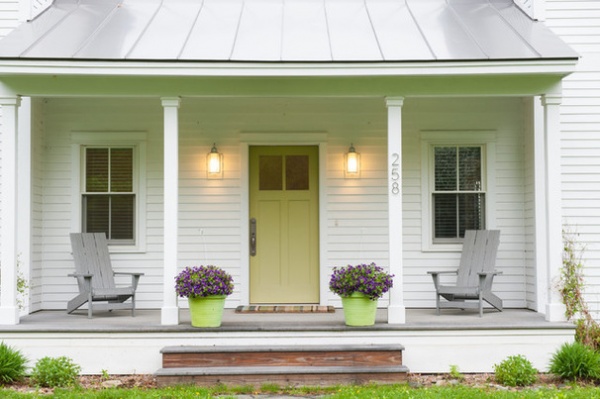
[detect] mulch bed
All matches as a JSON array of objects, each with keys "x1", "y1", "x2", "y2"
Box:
[{"x1": 0, "y1": 373, "x2": 581, "y2": 394}]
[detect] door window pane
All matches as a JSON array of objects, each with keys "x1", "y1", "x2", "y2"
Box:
[
  {"x1": 259, "y1": 155, "x2": 283, "y2": 190},
  {"x1": 286, "y1": 155, "x2": 309, "y2": 190}
]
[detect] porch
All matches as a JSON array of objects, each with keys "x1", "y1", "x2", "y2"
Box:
[{"x1": 0, "y1": 308, "x2": 574, "y2": 375}]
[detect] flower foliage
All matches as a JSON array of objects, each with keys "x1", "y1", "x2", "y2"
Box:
[
  {"x1": 175, "y1": 265, "x2": 234, "y2": 298},
  {"x1": 329, "y1": 263, "x2": 394, "y2": 300}
]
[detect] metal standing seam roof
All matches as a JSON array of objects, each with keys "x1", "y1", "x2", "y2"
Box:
[{"x1": 0, "y1": 0, "x2": 578, "y2": 62}]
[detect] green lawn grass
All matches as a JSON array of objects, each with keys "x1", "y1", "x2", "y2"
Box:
[{"x1": 2, "y1": 383, "x2": 600, "y2": 399}]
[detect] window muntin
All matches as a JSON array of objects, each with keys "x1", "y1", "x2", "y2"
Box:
[
  {"x1": 82, "y1": 147, "x2": 135, "y2": 245},
  {"x1": 432, "y1": 146, "x2": 485, "y2": 243}
]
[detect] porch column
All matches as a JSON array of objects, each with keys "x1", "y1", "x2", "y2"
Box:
[
  {"x1": 386, "y1": 97, "x2": 406, "y2": 324},
  {"x1": 0, "y1": 94, "x2": 21, "y2": 325},
  {"x1": 541, "y1": 93, "x2": 567, "y2": 322},
  {"x1": 161, "y1": 97, "x2": 181, "y2": 325}
]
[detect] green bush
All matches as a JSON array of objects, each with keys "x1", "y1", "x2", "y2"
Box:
[
  {"x1": 30, "y1": 356, "x2": 81, "y2": 388},
  {"x1": 549, "y1": 341, "x2": 600, "y2": 382},
  {"x1": 493, "y1": 355, "x2": 538, "y2": 387},
  {"x1": 0, "y1": 342, "x2": 28, "y2": 385}
]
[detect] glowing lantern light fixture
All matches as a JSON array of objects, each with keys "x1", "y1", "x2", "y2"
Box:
[
  {"x1": 344, "y1": 143, "x2": 360, "y2": 178},
  {"x1": 207, "y1": 143, "x2": 223, "y2": 179}
]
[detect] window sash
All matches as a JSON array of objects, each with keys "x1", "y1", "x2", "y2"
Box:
[
  {"x1": 82, "y1": 147, "x2": 135, "y2": 245},
  {"x1": 432, "y1": 145, "x2": 485, "y2": 243}
]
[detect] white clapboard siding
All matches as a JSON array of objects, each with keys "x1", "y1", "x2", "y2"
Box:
[
  {"x1": 545, "y1": 1, "x2": 600, "y2": 317},
  {"x1": 0, "y1": 0, "x2": 19, "y2": 38},
  {"x1": 35, "y1": 96, "x2": 533, "y2": 310}
]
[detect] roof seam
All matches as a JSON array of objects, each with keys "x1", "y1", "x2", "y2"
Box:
[
  {"x1": 487, "y1": 0, "x2": 543, "y2": 58},
  {"x1": 229, "y1": 0, "x2": 246, "y2": 60},
  {"x1": 405, "y1": 0, "x2": 437, "y2": 61},
  {"x1": 363, "y1": 0, "x2": 385, "y2": 61},
  {"x1": 177, "y1": 0, "x2": 206, "y2": 59},
  {"x1": 72, "y1": 0, "x2": 123, "y2": 58},
  {"x1": 323, "y1": 0, "x2": 334, "y2": 61},
  {"x1": 445, "y1": 0, "x2": 489, "y2": 60},
  {"x1": 21, "y1": 0, "x2": 83, "y2": 57},
  {"x1": 125, "y1": 0, "x2": 165, "y2": 59}
]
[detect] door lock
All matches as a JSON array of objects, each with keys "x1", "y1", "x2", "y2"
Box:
[{"x1": 250, "y1": 218, "x2": 257, "y2": 256}]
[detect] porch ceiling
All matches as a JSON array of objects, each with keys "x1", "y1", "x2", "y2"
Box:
[{"x1": 0, "y1": 0, "x2": 577, "y2": 63}]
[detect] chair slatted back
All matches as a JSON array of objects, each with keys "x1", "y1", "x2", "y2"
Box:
[
  {"x1": 456, "y1": 230, "x2": 501, "y2": 290},
  {"x1": 70, "y1": 233, "x2": 116, "y2": 291}
]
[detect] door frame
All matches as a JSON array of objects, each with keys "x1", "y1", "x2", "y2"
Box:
[{"x1": 239, "y1": 133, "x2": 328, "y2": 306}]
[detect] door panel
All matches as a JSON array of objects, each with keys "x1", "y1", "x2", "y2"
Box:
[{"x1": 250, "y1": 146, "x2": 319, "y2": 304}]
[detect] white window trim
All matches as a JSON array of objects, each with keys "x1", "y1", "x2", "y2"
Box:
[
  {"x1": 71, "y1": 132, "x2": 147, "y2": 253},
  {"x1": 420, "y1": 130, "x2": 497, "y2": 252}
]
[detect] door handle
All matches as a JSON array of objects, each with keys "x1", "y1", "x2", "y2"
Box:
[{"x1": 250, "y1": 218, "x2": 257, "y2": 256}]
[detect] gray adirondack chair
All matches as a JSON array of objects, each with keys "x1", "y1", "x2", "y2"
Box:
[
  {"x1": 428, "y1": 230, "x2": 502, "y2": 317},
  {"x1": 67, "y1": 233, "x2": 143, "y2": 318}
]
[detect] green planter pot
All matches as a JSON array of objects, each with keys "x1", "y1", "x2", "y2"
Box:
[
  {"x1": 341, "y1": 292, "x2": 378, "y2": 326},
  {"x1": 188, "y1": 295, "x2": 227, "y2": 327}
]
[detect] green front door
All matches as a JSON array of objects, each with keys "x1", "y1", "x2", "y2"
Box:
[{"x1": 249, "y1": 146, "x2": 319, "y2": 304}]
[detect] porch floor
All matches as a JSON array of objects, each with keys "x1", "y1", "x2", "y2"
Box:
[{"x1": 2, "y1": 308, "x2": 574, "y2": 332}]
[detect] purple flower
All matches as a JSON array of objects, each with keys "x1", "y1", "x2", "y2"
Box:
[
  {"x1": 175, "y1": 265, "x2": 234, "y2": 298},
  {"x1": 329, "y1": 263, "x2": 394, "y2": 300}
]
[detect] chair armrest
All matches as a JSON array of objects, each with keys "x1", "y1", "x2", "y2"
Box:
[
  {"x1": 477, "y1": 271, "x2": 502, "y2": 276},
  {"x1": 68, "y1": 273, "x2": 93, "y2": 278},
  {"x1": 428, "y1": 271, "x2": 458, "y2": 290},
  {"x1": 427, "y1": 271, "x2": 458, "y2": 276},
  {"x1": 113, "y1": 272, "x2": 144, "y2": 290}
]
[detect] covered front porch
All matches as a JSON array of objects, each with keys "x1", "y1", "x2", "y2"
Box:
[{"x1": 0, "y1": 308, "x2": 574, "y2": 375}]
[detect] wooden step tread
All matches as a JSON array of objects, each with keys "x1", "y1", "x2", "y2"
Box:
[
  {"x1": 160, "y1": 344, "x2": 405, "y2": 354},
  {"x1": 156, "y1": 365, "x2": 410, "y2": 376}
]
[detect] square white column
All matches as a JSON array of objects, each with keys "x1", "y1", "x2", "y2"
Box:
[
  {"x1": 0, "y1": 95, "x2": 21, "y2": 325},
  {"x1": 161, "y1": 97, "x2": 181, "y2": 325},
  {"x1": 386, "y1": 97, "x2": 406, "y2": 324},
  {"x1": 541, "y1": 93, "x2": 567, "y2": 322}
]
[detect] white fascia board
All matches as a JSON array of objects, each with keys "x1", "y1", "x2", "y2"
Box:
[{"x1": 0, "y1": 59, "x2": 579, "y2": 78}]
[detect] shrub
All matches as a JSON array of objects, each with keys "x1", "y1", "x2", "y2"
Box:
[
  {"x1": 549, "y1": 341, "x2": 600, "y2": 382},
  {"x1": 0, "y1": 342, "x2": 28, "y2": 385},
  {"x1": 30, "y1": 356, "x2": 81, "y2": 387},
  {"x1": 493, "y1": 355, "x2": 538, "y2": 387}
]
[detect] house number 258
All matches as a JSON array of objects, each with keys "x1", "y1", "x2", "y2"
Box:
[{"x1": 391, "y1": 153, "x2": 400, "y2": 195}]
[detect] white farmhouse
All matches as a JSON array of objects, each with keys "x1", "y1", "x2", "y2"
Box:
[{"x1": 0, "y1": 0, "x2": 596, "y2": 377}]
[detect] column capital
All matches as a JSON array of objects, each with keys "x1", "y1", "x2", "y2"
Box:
[
  {"x1": 0, "y1": 96, "x2": 21, "y2": 107},
  {"x1": 385, "y1": 97, "x2": 404, "y2": 108},
  {"x1": 541, "y1": 93, "x2": 562, "y2": 106},
  {"x1": 161, "y1": 97, "x2": 181, "y2": 108}
]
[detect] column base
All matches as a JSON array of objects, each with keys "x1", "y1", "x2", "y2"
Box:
[
  {"x1": 0, "y1": 306, "x2": 20, "y2": 325},
  {"x1": 161, "y1": 306, "x2": 180, "y2": 325},
  {"x1": 545, "y1": 303, "x2": 567, "y2": 322},
  {"x1": 387, "y1": 304, "x2": 406, "y2": 324}
]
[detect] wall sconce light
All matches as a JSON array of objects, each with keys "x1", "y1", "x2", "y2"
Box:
[
  {"x1": 344, "y1": 143, "x2": 360, "y2": 178},
  {"x1": 207, "y1": 143, "x2": 223, "y2": 179}
]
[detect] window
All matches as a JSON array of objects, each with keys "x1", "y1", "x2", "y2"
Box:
[
  {"x1": 432, "y1": 146, "x2": 485, "y2": 243},
  {"x1": 420, "y1": 131, "x2": 495, "y2": 250},
  {"x1": 82, "y1": 147, "x2": 135, "y2": 245}
]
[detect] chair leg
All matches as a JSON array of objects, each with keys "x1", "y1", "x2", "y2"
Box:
[
  {"x1": 88, "y1": 291, "x2": 93, "y2": 319},
  {"x1": 131, "y1": 294, "x2": 135, "y2": 317},
  {"x1": 479, "y1": 291, "x2": 483, "y2": 318},
  {"x1": 436, "y1": 293, "x2": 441, "y2": 315}
]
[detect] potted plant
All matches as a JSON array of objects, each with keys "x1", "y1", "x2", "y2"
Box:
[
  {"x1": 329, "y1": 263, "x2": 394, "y2": 326},
  {"x1": 175, "y1": 265, "x2": 234, "y2": 327}
]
